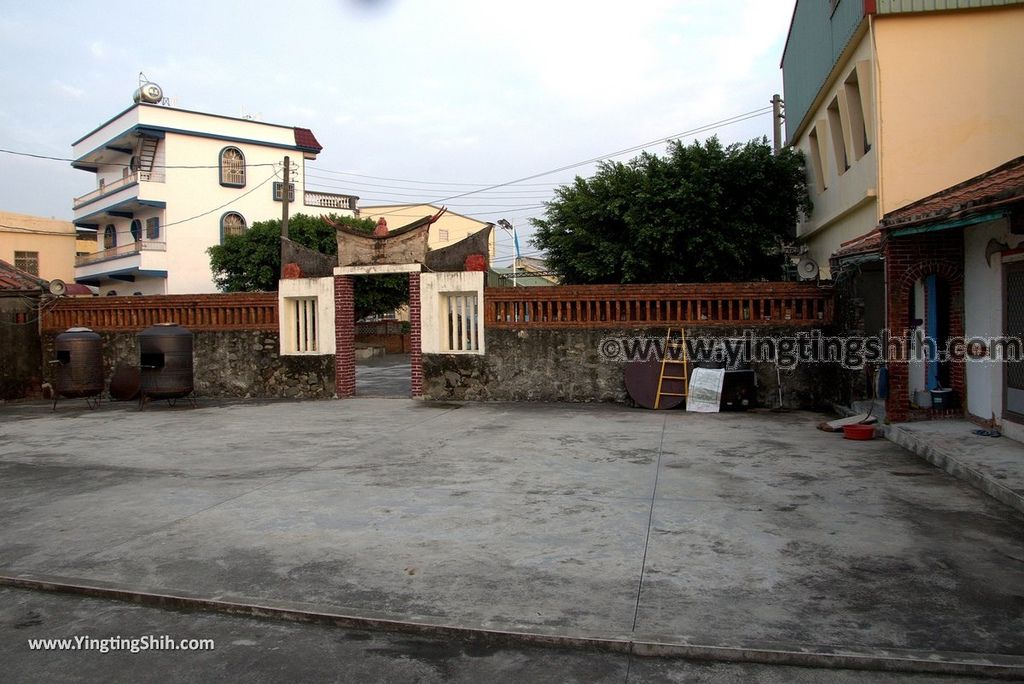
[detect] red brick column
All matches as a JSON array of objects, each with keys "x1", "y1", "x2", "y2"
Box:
[
  {"x1": 335, "y1": 275, "x2": 356, "y2": 398},
  {"x1": 409, "y1": 272, "x2": 423, "y2": 397},
  {"x1": 883, "y1": 231, "x2": 964, "y2": 422}
]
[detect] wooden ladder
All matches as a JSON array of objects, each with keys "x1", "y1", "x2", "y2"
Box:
[{"x1": 654, "y1": 328, "x2": 689, "y2": 409}]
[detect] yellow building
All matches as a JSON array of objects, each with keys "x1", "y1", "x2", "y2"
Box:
[
  {"x1": 358, "y1": 204, "x2": 496, "y2": 260},
  {"x1": 781, "y1": 0, "x2": 1024, "y2": 277},
  {"x1": 0, "y1": 210, "x2": 94, "y2": 283}
]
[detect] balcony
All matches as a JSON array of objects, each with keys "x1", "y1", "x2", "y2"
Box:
[
  {"x1": 304, "y1": 190, "x2": 358, "y2": 211},
  {"x1": 76, "y1": 240, "x2": 166, "y2": 267},
  {"x1": 74, "y1": 171, "x2": 166, "y2": 210}
]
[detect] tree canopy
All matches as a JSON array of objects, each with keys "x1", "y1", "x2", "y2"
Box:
[
  {"x1": 207, "y1": 213, "x2": 408, "y2": 319},
  {"x1": 531, "y1": 137, "x2": 812, "y2": 284}
]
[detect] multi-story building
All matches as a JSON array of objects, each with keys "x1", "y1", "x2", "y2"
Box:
[
  {"x1": 71, "y1": 95, "x2": 357, "y2": 294},
  {"x1": 0, "y1": 210, "x2": 95, "y2": 282},
  {"x1": 782, "y1": 0, "x2": 1024, "y2": 427},
  {"x1": 782, "y1": 0, "x2": 1024, "y2": 277}
]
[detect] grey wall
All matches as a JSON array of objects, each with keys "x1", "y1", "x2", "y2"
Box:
[
  {"x1": 0, "y1": 296, "x2": 42, "y2": 399},
  {"x1": 42, "y1": 330, "x2": 334, "y2": 400},
  {"x1": 424, "y1": 327, "x2": 840, "y2": 409}
]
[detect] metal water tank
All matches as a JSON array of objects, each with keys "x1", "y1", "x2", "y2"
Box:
[
  {"x1": 139, "y1": 323, "x2": 194, "y2": 402},
  {"x1": 53, "y1": 327, "x2": 104, "y2": 407}
]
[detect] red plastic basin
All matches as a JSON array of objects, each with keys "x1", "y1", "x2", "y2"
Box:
[{"x1": 843, "y1": 423, "x2": 876, "y2": 440}]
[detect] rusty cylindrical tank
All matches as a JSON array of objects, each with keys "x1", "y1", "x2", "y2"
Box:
[
  {"x1": 139, "y1": 323, "x2": 194, "y2": 401},
  {"x1": 53, "y1": 327, "x2": 104, "y2": 401}
]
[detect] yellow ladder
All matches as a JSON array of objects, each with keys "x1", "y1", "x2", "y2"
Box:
[{"x1": 654, "y1": 328, "x2": 689, "y2": 409}]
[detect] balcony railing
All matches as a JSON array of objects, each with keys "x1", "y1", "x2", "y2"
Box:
[
  {"x1": 485, "y1": 282, "x2": 834, "y2": 328},
  {"x1": 304, "y1": 190, "x2": 357, "y2": 211},
  {"x1": 73, "y1": 170, "x2": 166, "y2": 208},
  {"x1": 75, "y1": 241, "x2": 166, "y2": 266},
  {"x1": 41, "y1": 293, "x2": 278, "y2": 333}
]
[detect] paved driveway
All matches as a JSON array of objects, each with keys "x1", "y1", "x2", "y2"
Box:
[{"x1": 1, "y1": 399, "x2": 1022, "y2": 671}]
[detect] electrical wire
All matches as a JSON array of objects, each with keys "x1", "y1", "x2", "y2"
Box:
[
  {"x1": 0, "y1": 223, "x2": 77, "y2": 237},
  {"x1": 0, "y1": 148, "x2": 279, "y2": 170},
  {"x1": 346, "y1": 106, "x2": 772, "y2": 220},
  {"x1": 159, "y1": 168, "x2": 282, "y2": 229}
]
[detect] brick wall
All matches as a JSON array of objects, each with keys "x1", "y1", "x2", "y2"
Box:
[
  {"x1": 334, "y1": 275, "x2": 356, "y2": 398},
  {"x1": 883, "y1": 229, "x2": 965, "y2": 422},
  {"x1": 409, "y1": 272, "x2": 423, "y2": 397}
]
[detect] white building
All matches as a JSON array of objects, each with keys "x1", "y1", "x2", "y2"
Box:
[{"x1": 71, "y1": 98, "x2": 357, "y2": 294}]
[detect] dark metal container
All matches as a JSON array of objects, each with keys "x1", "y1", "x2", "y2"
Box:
[
  {"x1": 139, "y1": 323, "x2": 194, "y2": 400},
  {"x1": 53, "y1": 327, "x2": 104, "y2": 399}
]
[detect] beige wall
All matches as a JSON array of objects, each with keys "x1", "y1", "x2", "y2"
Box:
[
  {"x1": 874, "y1": 7, "x2": 1024, "y2": 214},
  {"x1": 0, "y1": 211, "x2": 76, "y2": 281},
  {"x1": 792, "y1": 31, "x2": 879, "y2": 278},
  {"x1": 359, "y1": 204, "x2": 496, "y2": 258}
]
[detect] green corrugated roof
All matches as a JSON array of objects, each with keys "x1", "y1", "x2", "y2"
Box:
[{"x1": 876, "y1": 0, "x2": 1023, "y2": 13}]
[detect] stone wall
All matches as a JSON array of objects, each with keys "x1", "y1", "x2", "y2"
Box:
[
  {"x1": 0, "y1": 296, "x2": 42, "y2": 399},
  {"x1": 42, "y1": 330, "x2": 334, "y2": 400},
  {"x1": 423, "y1": 327, "x2": 839, "y2": 409}
]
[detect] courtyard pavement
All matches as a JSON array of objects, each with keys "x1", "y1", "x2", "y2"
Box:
[{"x1": 1, "y1": 399, "x2": 1023, "y2": 676}]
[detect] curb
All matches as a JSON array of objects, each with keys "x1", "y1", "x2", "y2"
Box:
[
  {"x1": 3, "y1": 573, "x2": 1023, "y2": 679},
  {"x1": 883, "y1": 424, "x2": 1024, "y2": 515}
]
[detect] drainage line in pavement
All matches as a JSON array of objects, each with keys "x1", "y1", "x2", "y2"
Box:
[
  {"x1": 1, "y1": 575, "x2": 1022, "y2": 679},
  {"x1": 630, "y1": 417, "x2": 667, "y2": 634}
]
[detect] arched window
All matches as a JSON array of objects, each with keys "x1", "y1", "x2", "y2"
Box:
[
  {"x1": 219, "y1": 147, "x2": 245, "y2": 187},
  {"x1": 221, "y1": 212, "x2": 247, "y2": 241},
  {"x1": 130, "y1": 219, "x2": 142, "y2": 242},
  {"x1": 103, "y1": 224, "x2": 116, "y2": 250}
]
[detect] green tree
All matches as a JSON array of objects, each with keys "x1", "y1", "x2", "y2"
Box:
[
  {"x1": 207, "y1": 213, "x2": 408, "y2": 319},
  {"x1": 532, "y1": 137, "x2": 812, "y2": 284}
]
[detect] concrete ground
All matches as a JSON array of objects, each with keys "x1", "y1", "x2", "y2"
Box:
[
  {"x1": 1, "y1": 587, "x2": 995, "y2": 683},
  {"x1": 356, "y1": 354, "x2": 411, "y2": 397},
  {"x1": 886, "y1": 419, "x2": 1024, "y2": 514},
  {"x1": 1, "y1": 399, "x2": 1023, "y2": 677}
]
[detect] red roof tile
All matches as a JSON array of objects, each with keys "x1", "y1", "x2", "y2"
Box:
[
  {"x1": 833, "y1": 228, "x2": 882, "y2": 260},
  {"x1": 881, "y1": 156, "x2": 1024, "y2": 231},
  {"x1": 293, "y1": 127, "x2": 323, "y2": 153},
  {"x1": 0, "y1": 259, "x2": 47, "y2": 292}
]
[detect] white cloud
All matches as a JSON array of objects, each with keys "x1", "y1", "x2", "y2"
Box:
[{"x1": 90, "y1": 41, "x2": 108, "y2": 60}]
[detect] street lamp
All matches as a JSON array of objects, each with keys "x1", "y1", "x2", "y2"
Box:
[{"x1": 496, "y1": 218, "x2": 518, "y2": 287}]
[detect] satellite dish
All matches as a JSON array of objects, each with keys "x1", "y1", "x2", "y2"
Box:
[
  {"x1": 796, "y1": 256, "x2": 820, "y2": 281},
  {"x1": 133, "y1": 82, "x2": 164, "y2": 104},
  {"x1": 48, "y1": 279, "x2": 67, "y2": 296}
]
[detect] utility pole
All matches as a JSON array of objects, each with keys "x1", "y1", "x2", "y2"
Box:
[
  {"x1": 771, "y1": 94, "x2": 785, "y2": 154},
  {"x1": 281, "y1": 155, "x2": 290, "y2": 240}
]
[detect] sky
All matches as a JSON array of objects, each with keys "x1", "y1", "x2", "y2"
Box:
[{"x1": 0, "y1": 0, "x2": 796, "y2": 265}]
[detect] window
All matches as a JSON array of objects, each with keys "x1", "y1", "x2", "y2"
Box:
[
  {"x1": 146, "y1": 217, "x2": 160, "y2": 240},
  {"x1": 221, "y1": 212, "x2": 247, "y2": 240},
  {"x1": 438, "y1": 229, "x2": 450, "y2": 242},
  {"x1": 272, "y1": 182, "x2": 296, "y2": 202},
  {"x1": 443, "y1": 292, "x2": 481, "y2": 352},
  {"x1": 827, "y1": 97, "x2": 848, "y2": 174},
  {"x1": 103, "y1": 224, "x2": 117, "y2": 249},
  {"x1": 14, "y1": 251, "x2": 39, "y2": 276},
  {"x1": 807, "y1": 127, "x2": 826, "y2": 193},
  {"x1": 287, "y1": 297, "x2": 318, "y2": 353},
  {"x1": 844, "y1": 68, "x2": 871, "y2": 160},
  {"x1": 219, "y1": 147, "x2": 245, "y2": 187},
  {"x1": 130, "y1": 219, "x2": 142, "y2": 242}
]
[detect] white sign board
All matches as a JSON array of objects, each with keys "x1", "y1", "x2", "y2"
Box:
[{"x1": 686, "y1": 368, "x2": 725, "y2": 413}]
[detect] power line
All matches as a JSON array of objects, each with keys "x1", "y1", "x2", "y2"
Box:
[
  {"x1": 304, "y1": 166, "x2": 563, "y2": 188},
  {"x1": 160, "y1": 168, "x2": 281, "y2": 229},
  {"x1": 364, "y1": 106, "x2": 772, "y2": 221},
  {"x1": 0, "y1": 148, "x2": 279, "y2": 170},
  {"x1": 304, "y1": 174, "x2": 554, "y2": 197},
  {"x1": 0, "y1": 223, "x2": 77, "y2": 237}
]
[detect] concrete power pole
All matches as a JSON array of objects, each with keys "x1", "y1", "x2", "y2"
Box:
[
  {"x1": 281, "y1": 155, "x2": 290, "y2": 240},
  {"x1": 771, "y1": 94, "x2": 785, "y2": 154}
]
